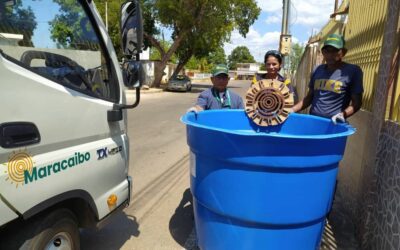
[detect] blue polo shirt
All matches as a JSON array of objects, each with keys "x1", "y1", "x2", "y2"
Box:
[
  {"x1": 309, "y1": 63, "x2": 363, "y2": 118},
  {"x1": 195, "y1": 88, "x2": 244, "y2": 110}
]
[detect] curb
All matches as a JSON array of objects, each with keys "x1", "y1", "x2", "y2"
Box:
[{"x1": 126, "y1": 89, "x2": 165, "y2": 95}]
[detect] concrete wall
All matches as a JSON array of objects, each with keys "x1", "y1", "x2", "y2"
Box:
[
  {"x1": 335, "y1": 110, "x2": 372, "y2": 220},
  {"x1": 367, "y1": 121, "x2": 400, "y2": 249}
]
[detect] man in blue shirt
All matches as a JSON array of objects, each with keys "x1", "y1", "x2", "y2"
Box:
[
  {"x1": 188, "y1": 64, "x2": 244, "y2": 112},
  {"x1": 292, "y1": 34, "x2": 364, "y2": 124}
]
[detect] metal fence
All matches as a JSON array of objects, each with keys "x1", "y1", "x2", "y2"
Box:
[{"x1": 344, "y1": 0, "x2": 388, "y2": 112}]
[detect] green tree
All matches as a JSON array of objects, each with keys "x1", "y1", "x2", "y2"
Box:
[
  {"x1": 49, "y1": 0, "x2": 99, "y2": 50},
  {"x1": 288, "y1": 43, "x2": 305, "y2": 75},
  {"x1": 207, "y1": 47, "x2": 227, "y2": 66},
  {"x1": 149, "y1": 39, "x2": 177, "y2": 63},
  {"x1": 173, "y1": 30, "x2": 227, "y2": 77},
  {"x1": 94, "y1": 0, "x2": 124, "y2": 56},
  {"x1": 185, "y1": 46, "x2": 227, "y2": 74},
  {"x1": 185, "y1": 56, "x2": 200, "y2": 70},
  {"x1": 143, "y1": 0, "x2": 260, "y2": 87},
  {"x1": 0, "y1": 1, "x2": 37, "y2": 47},
  {"x1": 227, "y1": 46, "x2": 255, "y2": 70}
]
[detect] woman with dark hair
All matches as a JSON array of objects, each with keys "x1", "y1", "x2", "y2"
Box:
[{"x1": 253, "y1": 50, "x2": 297, "y2": 102}]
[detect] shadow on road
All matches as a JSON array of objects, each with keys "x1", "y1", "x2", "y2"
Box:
[
  {"x1": 80, "y1": 212, "x2": 140, "y2": 249},
  {"x1": 169, "y1": 188, "x2": 195, "y2": 247}
]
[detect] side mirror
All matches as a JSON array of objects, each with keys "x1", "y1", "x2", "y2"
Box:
[
  {"x1": 108, "y1": 1, "x2": 144, "y2": 122},
  {"x1": 122, "y1": 60, "x2": 144, "y2": 88},
  {"x1": 108, "y1": 60, "x2": 143, "y2": 121},
  {"x1": 120, "y1": 0, "x2": 143, "y2": 57}
]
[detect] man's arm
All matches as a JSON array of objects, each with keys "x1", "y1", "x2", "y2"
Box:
[
  {"x1": 342, "y1": 94, "x2": 362, "y2": 118},
  {"x1": 292, "y1": 88, "x2": 314, "y2": 112},
  {"x1": 187, "y1": 91, "x2": 207, "y2": 113}
]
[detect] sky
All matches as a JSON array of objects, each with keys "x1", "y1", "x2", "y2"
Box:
[
  {"x1": 225, "y1": 0, "x2": 342, "y2": 62},
  {"x1": 21, "y1": 0, "x2": 340, "y2": 62}
]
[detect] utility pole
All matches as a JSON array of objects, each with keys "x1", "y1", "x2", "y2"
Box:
[
  {"x1": 281, "y1": 0, "x2": 290, "y2": 35},
  {"x1": 334, "y1": 0, "x2": 339, "y2": 13},
  {"x1": 280, "y1": 0, "x2": 292, "y2": 77}
]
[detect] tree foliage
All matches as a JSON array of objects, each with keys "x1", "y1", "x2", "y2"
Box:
[
  {"x1": 0, "y1": 1, "x2": 37, "y2": 47},
  {"x1": 94, "y1": 0, "x2": 123, "y2": 55},
  {"x1": 207, "y1": 47, "x2": 227, "y2": 66},
  {"x1": 78, "y1": 0, "x2": 259, "y2": 87},
  {"x1": 227, "y1": 46, "x2": 255, "y2": 69},
  {"x1": 288, "y1": 43, "x2": 305, "y2": 75},
  {"x1": 49, "y1": 0, "x2": 100, "y2": 50},
  {"x1": 184, "y1": 46, "x2": 226, "y2": 71},
  {"x1": 150, "y1": 39, "x2": 177, "y2": 63},
  {"x1": 143, "y1": 0, "x2": 260, "y2": 87}
]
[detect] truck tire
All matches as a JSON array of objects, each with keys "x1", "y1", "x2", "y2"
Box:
[{"x1": 20, "y1": 209, "x2": 80, "y2": 250}]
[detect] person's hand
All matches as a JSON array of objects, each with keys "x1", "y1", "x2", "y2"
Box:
[
  {"x1": 288, "y1": 108, "x2": 294, "y2": 114},
  {"x1": 331, "y1": 112, "x2": 345, "y2": 124},
  {"x1": 187, "y1": 107, "x2": 198, "y2": 114}
]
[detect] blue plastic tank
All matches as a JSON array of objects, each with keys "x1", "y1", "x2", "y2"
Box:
[{"x1": 181, "y1": 110, "x2": 355, "y2": 250}]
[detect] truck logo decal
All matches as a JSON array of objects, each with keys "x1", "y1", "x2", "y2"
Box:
[
  {"x1": 108, "y1": 146, "x2": 122, "y2": 155},
  {"x1": 3, "y1": 149, "x2": 34, "y2": 188},
  {"x1": 97, "y1": 147, "x2": 108, "y2": 160},
  {"x1": 3, "y1": 151, "x2": 91, "y2": 186},
  {"x1": 97, "y1": 146, "x2": 122, "y2": 160}
]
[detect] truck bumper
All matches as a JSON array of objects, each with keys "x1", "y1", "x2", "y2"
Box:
[
  {"x1": 95, "y1": 199, "x2": 129, "y2": 229},
  {"x1": 95, "y1": 176, "x2": 132, "y2": 229}
]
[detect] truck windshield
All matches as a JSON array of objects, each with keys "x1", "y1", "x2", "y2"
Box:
[{"x1": 0, "y1": 0, "x2": 118, "y2": 102}]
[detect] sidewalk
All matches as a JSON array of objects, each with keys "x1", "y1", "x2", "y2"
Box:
[{"x1": 140, "y1": 85, "x2": 165, "y2": 94}]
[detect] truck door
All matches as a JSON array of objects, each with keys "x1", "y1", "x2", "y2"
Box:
[{"x1": 0, "y1": 0, "x2": 130, "y2": 219}]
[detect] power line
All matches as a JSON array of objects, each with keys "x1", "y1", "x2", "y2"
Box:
[{"x1": 289, "y1": 1, "x2": 297, "y2": 27}]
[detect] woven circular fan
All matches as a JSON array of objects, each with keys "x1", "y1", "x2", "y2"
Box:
[{"x1": 245, "y1": 79, "x2": 294, "y2": 126}]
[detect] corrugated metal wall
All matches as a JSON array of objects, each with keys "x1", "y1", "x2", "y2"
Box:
[
  {"x1": 344, "y1": 0, "x2": 388, "y2": 111},
  {"x1": 292, "y1": 44, "x2": 320, "y2": 101},
  {"x1": 386, "y1": 20, "x2": 400, "y2": 122}
]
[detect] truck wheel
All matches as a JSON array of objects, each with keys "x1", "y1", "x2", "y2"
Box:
[{"x1": 22, "y1": 209, "x2": 80, "y2": 250}]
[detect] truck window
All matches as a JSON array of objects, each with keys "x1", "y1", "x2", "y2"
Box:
[{"x1": 0, "y1": 0, "x2": 119, "y2": 102}]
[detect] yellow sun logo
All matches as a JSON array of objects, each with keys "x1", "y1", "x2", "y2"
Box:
[{"x1": 3, "y1": 149, "x2": 34, "y2": 188}]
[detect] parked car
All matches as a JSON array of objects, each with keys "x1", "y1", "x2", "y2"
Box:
[{"x1": 166, "y1": 75, "x2": 192, "y2": 92}]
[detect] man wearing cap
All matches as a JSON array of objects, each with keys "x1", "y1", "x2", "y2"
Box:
[
  {"x1": 292, "y1": 34, "x2": 364, "y2": 124},
  {"x1": 187, "y1": 64, "x2": 244, "y2": 112}
]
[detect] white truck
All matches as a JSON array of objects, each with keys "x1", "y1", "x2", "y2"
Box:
[{"x1": 0, "y1": 0, "x2": 143, "y2": 249}]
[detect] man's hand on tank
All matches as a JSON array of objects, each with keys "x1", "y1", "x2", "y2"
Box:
[
  {"x1": 187, "y1": 107, "x2": 199, "y2": 113},
  {"x1": 331, "y1": 112, "x2": 345, "y2": 124}
]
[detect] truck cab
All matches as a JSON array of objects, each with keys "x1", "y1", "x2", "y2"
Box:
[{"x1": 0, "y1": 0, "x2": 142, "y2": 249}]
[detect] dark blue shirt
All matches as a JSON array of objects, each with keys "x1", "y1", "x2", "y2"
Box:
[
  {"x1": 195, "y1": 88, "x2": 244, "y2": 110},
  {"x1": 309, "y1": 63, "x2": 363, "y2": 118}
]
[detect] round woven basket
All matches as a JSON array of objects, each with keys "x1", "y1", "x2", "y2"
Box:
[{"x1": 245, "y1": 79, "x2": 294, "y2": 126}]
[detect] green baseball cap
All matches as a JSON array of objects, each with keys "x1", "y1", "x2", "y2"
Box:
[
  {"x1": 211, "y1": 64, "x2": 229, "y2": 77},
  {"x1": 323, "y1": 34, "x2": 345, "y2": 49}
]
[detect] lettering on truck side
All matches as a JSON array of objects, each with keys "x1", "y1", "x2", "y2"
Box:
[{"x1": 23, "y1": 152, "x2": 91, "y2": 185}]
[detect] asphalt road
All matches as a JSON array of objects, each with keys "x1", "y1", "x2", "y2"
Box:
[{"x1": 80, "y1": 80, "x2": 249, "y2": 249}]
